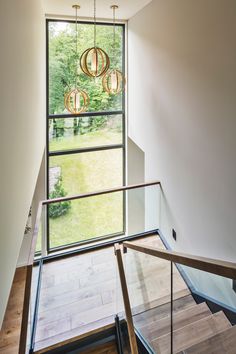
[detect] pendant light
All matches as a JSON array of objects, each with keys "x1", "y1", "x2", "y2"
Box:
[
  {"x1": 80, "y1": 0, "x2": 110, "y2": 78},
  {"x1": 102, "y1": 5, "x2": 126, "y2": 95},
  {"x1": 64, "y1": 5, "x2": 89, "y2": 114}
]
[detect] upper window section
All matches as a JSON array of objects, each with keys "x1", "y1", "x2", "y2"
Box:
[{"x1": 48, "y1": 21, "x2": 124, "y2": 115}]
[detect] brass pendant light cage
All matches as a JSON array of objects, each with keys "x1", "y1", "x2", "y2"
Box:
[
  {"x1": 102, "y1": 69, "x2": 126, "y2": 95},
  {"x1": 64, "y1": 5, "x2": 89, "y2": 114},
  {"x1": 80, "y1": 47, "x2": 110, "y2": 78},
  {"x1": 102, "y1": 5, "x2": 126, "y2": 95},
  {"x1": 80, "y1": 0, "x2": 110, "y2": 78},
  {"x1": 64, "y1": 88, "x2": 89, "y2": 114}
]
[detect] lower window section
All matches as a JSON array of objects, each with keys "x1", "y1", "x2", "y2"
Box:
[
  {"x1": 49, "y1": 148, "x2": 123, "y2": 195},
  {"x1": 49, "y1": 192, "x2": 124, "y2": 249},
  {"x1": 48, "y1": 148, "x2": 124, "y2": 250}
]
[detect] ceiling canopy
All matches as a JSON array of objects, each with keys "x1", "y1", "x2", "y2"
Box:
[{"x1": 43, "y1": 0, "x2": 152, "y2": 20}]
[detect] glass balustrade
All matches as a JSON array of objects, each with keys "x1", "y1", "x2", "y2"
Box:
[{"x1": 25, "y1": 182, "x2": 161, "y2": 353}]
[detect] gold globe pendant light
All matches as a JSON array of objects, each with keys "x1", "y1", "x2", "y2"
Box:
[
  {"x1": 64, "y1": 5, "x2": 89, "y2": 114},
  {"x1": 80, "y1": 0, "x2": 110, "y2": 78},
  {"x1": 102, "y1": 5, "x2": 126, "y2": 95}
]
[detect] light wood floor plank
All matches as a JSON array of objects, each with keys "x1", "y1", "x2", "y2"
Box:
[
  {"x1": 35, "y1": 235, "x2": 190, "y2": 351},
  {"x1": 0, "y1": 267, "x2": 27, "y2": 354}
]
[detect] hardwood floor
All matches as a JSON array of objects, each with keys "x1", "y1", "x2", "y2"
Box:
[
  {"x1": 34, "y1": 235, "x2": 189, "y2": 351},
  {"x1": 79, "y1": 341, "x2": 118, "y2": 354},
  {"x1": 0, "y1": 267, "x2": 27, "y2": 354}
]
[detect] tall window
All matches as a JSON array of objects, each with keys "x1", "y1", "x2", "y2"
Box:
[{"x1": 46, "y1": 20, "x2": 126, "y2": 252}]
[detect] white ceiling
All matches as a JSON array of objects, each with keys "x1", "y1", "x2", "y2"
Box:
[{"x1": 43, "y1": 0, "x2": 152, "y2": 20}]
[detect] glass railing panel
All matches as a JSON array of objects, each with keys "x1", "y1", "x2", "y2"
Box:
[
  {"x1": 126, "y1": 184, "x2": 160, "y2": 236},
  {"x1": 172, "y1": 263, "x2": 236, "y2": 353},
  {"x1": 48, "y1": 184, "x2": 160, "y2": 251},
  {"x1": 25, "y1": 205, "x2": 44, "y2": 353},
  {"x1": 34, "y1": 246, "x2": 119, "y2": 351},
  {"x1": 124, "y1": 243, "x2": 172, "y2": 353},
  {"x1": 26, "y1": 183, "x2": 161, "y2": 352},
  {"x1": 180, "y1": 263, "x2": 236, "y2": 309},
  {"x1": 26, "y1": 262, "x2": 41, "y2": 353},
  {"x1": 25, "y1": 203, "x2": 48, "y2": 353},
  {"x1": 35, "y1": 205, "x2": 46, "y2": 256}
]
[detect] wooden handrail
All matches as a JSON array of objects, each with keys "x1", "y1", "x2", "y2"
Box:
[
  {"x1": 114, "y1": 244, "x2": 138, "y2": 354},
  {"x1": 123, "y1": 241, "x2": 236, "y2": 280},
  {"x1": 42, "y1": 181, "x2": 161, "y2": 205}
]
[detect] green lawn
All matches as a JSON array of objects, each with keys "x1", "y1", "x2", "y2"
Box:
[
  {"x1": 48, "y1": 129, "x2": 124, "y2": 249},
  {"x1": 50, "y1": 128, "x2": 122, "y2": 151}
]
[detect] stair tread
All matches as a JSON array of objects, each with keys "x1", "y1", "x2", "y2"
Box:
[
  {"x1": 138, "y1": 302, "x2": 211, "y2": 341},
  {"x1": 132, "y1": 289, "x2": 192, "y2": 316},
  {"x1": 79, "y1": 341, "x2": 118, "y2": 354},
  {"x1": 133, "y1": 294, "x2": 195, "y2": 326},
  {"x1": 176, "y1": 325, "x2": 236, "y2": 354},
  {"x1": 151, "y1": 311, "x2": 232, "y2": 354}
]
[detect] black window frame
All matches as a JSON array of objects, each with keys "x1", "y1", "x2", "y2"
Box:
[{"x1": 46, "y1": 19, "x2": 126, "y2": 253}]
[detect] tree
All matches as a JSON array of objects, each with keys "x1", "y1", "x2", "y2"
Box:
[{"x1": 49, "y1": 22, "x2": 123, "y2": 116}]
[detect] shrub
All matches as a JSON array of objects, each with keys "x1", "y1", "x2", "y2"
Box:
[{"x1": 49, "y1": 178, "x2": 71, "y2": 218}]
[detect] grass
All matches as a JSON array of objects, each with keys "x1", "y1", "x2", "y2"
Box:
[
  {"x1": 48, "y1": 129, "x2": 124, "y2": 249},
  {"x1": 50, "y1": 129, "x2": 122, "y2": 151}
]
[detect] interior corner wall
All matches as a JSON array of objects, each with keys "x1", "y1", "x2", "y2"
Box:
[
  {"x1": 128, "y1": 0, "x2": 236, "y2": 260},
  {"x1": 127, "y1": 138, "x2": 145, "y2": 235},
  {"x1": 0, "y1": 0, "x2": 45, "y2": 327}
]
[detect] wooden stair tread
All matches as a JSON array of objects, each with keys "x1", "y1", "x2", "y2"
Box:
[
  {"x1": 151, "y1": 311, "x2": 231, "y2": 354},
  {"x1": 132, "y1": 289, "x2": 191, "y2": 316},
  {"x1": 133, "y1": 294, "x2": 195, "y2": 326},
  {"x1": 79, "y1": 340, "x2": 118, "y2": 354},
  {"x1": 138, "y1": 302, "x2": 211, "y2": 341},
  {"x1": 176, "y1": 325, "x2": 236, "y2": 354}
]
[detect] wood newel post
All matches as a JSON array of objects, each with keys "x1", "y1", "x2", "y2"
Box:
[{"x1": 114, "y1": 243, "x2": 138, "y2": 354}]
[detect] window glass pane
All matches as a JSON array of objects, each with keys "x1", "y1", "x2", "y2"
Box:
[
  {"x1": 49, "y1": 192, "x2": 123, "y2": 249},
  {"x1": 49, "y1": 115, "x2": 123, "y2": 152},
  {"x1": 48, "y1": 22, "x2": 123, "y2": 115},
  {"x1": 49, "y1": 149, "x2": 123, "y2": 196}
]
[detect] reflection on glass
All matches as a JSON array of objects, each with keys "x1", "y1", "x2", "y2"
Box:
[
  {"x1": 125, "y1": 246, "x2": 171, "y2": 353},
  {"x1": 49, "y1": 115, "x2": 123, "y2": 152},
  {"x1": 180, "y1": 265, "x2": 236, "y2": 309}
]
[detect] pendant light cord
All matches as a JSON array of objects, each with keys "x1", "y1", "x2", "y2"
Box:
[
  {"x1": 94, "y1": 0, "x2": 97, "y2": 48},
  {"x1": 75, "y1": 6, "x2": 78, "y2": 89},
  {"x1": 113, "y1": 6, "x2": 116, "y2": 56},
  {"x1": 111, "y1": 5, "x2": 118, "y2": 65}
]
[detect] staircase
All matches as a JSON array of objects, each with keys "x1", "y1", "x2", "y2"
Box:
[
  {"x1": 116, "y1": 240, "x2": 236, "y2": 354},
  {"x1": 134, "y1": 294, "x2": 235, "y2": 353}
]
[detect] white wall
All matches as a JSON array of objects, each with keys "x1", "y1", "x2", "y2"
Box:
[
  {"x1": 128, "y1": 0, "x2": 236, "y2": 302},
  {"x1": 127, "y1": 138, "x2": 145, "y2": 235},
  {"x1": 0, "y1": 0, "x2": 45, "y2": 327}
]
